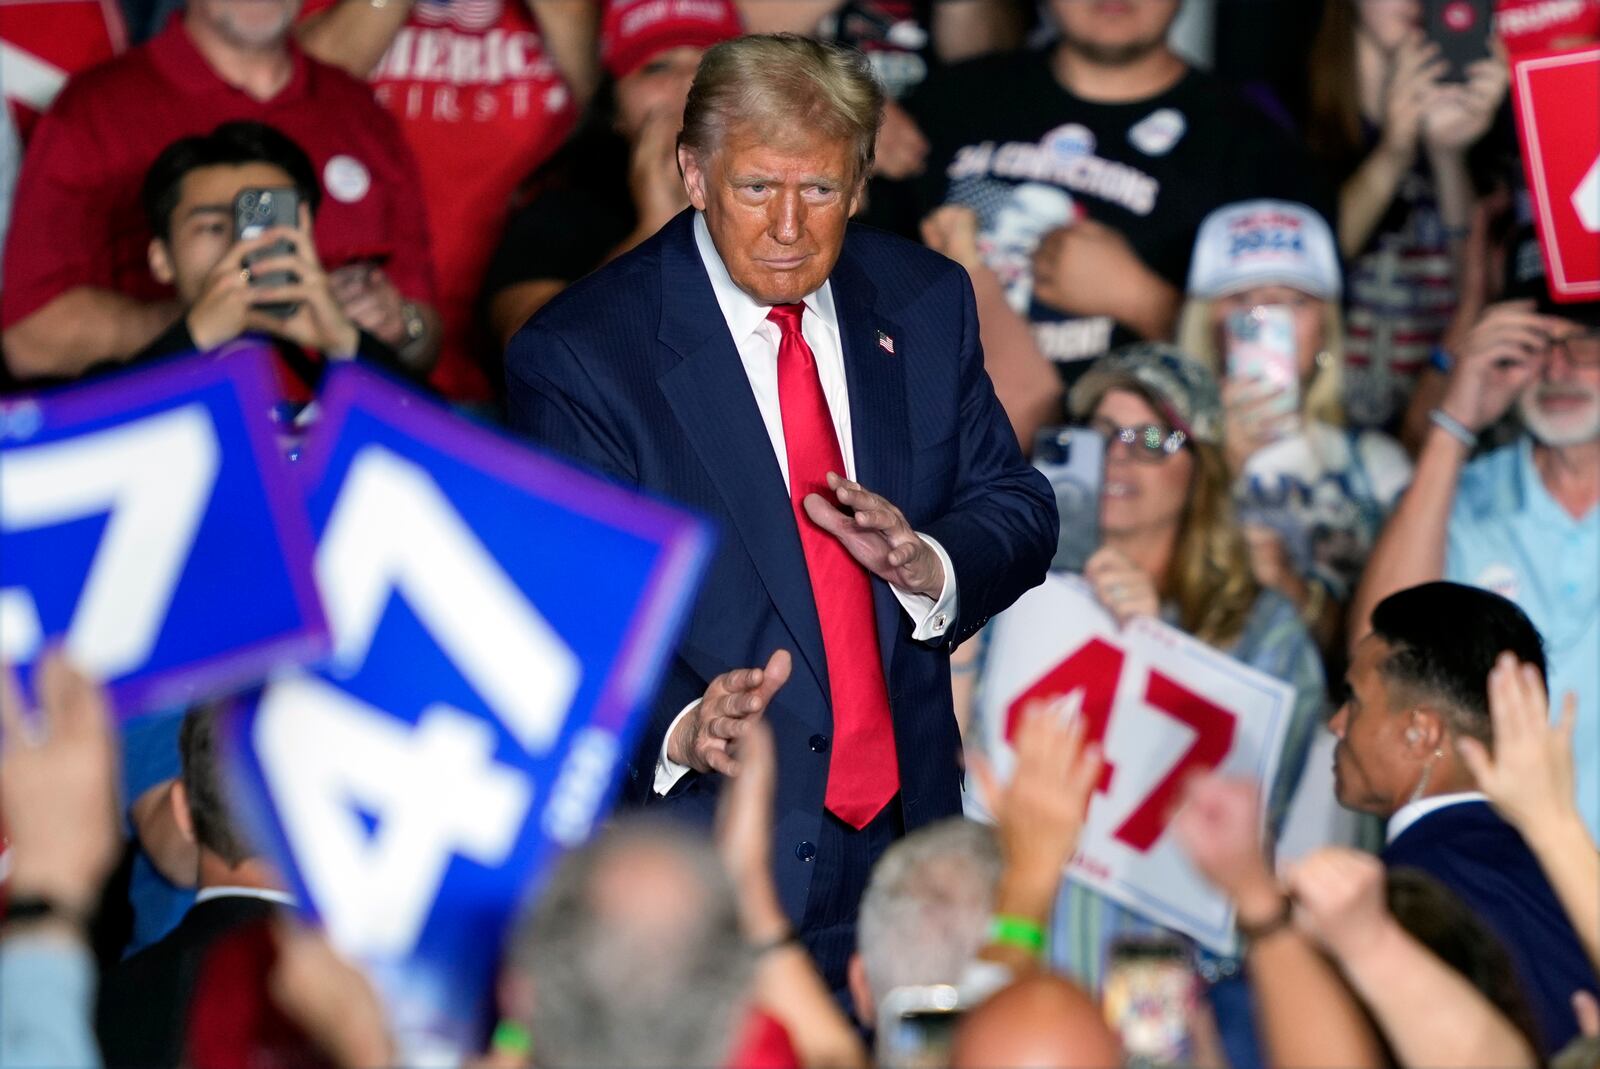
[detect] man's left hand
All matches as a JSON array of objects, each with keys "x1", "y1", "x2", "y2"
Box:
[
  {"x1": 803, "y1": 472, "x2": 944, "y2": 598},
  {"x1": 330, "y1": 264, "x2": 408, "y2": 349}
]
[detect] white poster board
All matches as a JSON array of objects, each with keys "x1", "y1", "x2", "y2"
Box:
[{"x1": 975, "y1": 575, "x2": 1294, "y2": 954}]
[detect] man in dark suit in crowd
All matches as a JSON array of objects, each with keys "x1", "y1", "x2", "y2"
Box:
[
  {"x1": 1334, "y1": 581, "x2": 1599, "y2": 1055},
  {"x1": 506, "y1": 33, "x2": 1055, "y2": 986},
  {"x1": 96, "y1": 704, "x2": 292, "y2": 1066}
]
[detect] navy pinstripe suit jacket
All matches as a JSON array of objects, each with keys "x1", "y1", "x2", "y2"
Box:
[{"x1": 505, "y1": 209, "x2": 1055, "y2": 922}]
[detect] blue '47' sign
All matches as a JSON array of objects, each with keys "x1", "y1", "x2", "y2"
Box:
[
  {"x1": 224, "y1": 365, "x2": 711, "y2": 1055},
  {"x1": 0, "y1": 346, "x2": 325, "y2": 715}
]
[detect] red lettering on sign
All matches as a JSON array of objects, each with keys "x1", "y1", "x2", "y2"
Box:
[
  {"x1": 1111, "y1": 671, "x2": 1237, "y2": 851},
  {"x1": 1005, "y1": 637, "x2": 1121, "y2": 794}
]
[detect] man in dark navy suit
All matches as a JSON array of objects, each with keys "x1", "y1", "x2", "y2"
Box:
[
  {"x1": 505, "y1": 33, "x2": 1054, "y2": 986},
  {"x1": 1334, "y1": 581, "x2": 1599, "y2": 1055}
]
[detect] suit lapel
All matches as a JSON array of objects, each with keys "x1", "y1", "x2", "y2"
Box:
[
  {"x1": 831, "y1": 247, "x2": 912, "y2": 682},
  {"x1": 654, "y1": 214, "x2": 831, "y2": 693}
]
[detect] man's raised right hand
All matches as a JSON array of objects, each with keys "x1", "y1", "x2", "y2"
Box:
[{"x1": 668, "y1": 649, "x2": 792, "y2": 777}]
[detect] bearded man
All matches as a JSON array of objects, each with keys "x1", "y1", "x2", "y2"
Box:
[{"x1": 1353, "y1": 285, "x2": 1600, "y2": 839}]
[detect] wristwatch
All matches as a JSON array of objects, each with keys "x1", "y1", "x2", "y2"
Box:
[
  {"x1": 1, "y1": 895, "x2": 88, "y2": 934},
  {"x1": 1237, "y1": 895, "x2": 1294, "y2": 945},
  {"x1": 399, "y1": 300, "x2": 426, "y2": 346}
]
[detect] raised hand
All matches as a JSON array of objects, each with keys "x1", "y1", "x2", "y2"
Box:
[
  {"x1": 1439, "y1": 301, "x2": 1566, "y2": 433},
  {"x1": 971, "y1": 698, "x2": 1104, "y2": 919},
  {"x1": 1378, "y1": 33, "x2": 1446, "y2": 164},
  {"x1": 244, "y1": 207, "x2": 359, "y2": 358},
  {"x1": 669, "y1": 649, "x2": 793, "y2": 777},
  {"x1": 0, "y1": 653, "x2": 120, "y2": 920},
  {"x1": 1422, "y1": 51, "x2": 1509, "y2": 156},
  {"x1": 1458, "y1": 652, "x2": 1580, "y2": 838},
  {"x1": 1222, "y1": 376, "x2": 1299, "y2": 475},
  {"x1": 920, "y1": 204, "x2": 983, "y2": 272},
  {"x1": 1284, "y1": 847, "x2": 1391, "y2": 964},
  {"x1": 1174, "y1": 775, "x2": 1283, "y2": 924},
  {"x1": 803, "y1": 472, "x2": 945, "y2": 598},
  {"x1": 1083, "y1": 546, "x2": 1159, "y2": 627}
]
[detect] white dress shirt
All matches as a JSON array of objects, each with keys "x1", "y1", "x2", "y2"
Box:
[
  {"x1": 652, "y1": 214, "x2": 960, "y2": 794},
  {"x1": 1385, "y1": 791, "x2": 1490, "y2": 844}
]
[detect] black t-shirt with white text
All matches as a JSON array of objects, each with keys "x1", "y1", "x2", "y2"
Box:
[{"x1": 908, "y1": 50, "x2": 1326, "y2": 380}]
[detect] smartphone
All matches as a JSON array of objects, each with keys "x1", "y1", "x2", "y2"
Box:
[
  {"x1": 1103, "y1": 937, "x2": 1199, "y2": 1067},
  {"x1": 877, "y1": 985, "x2": 965, "y2": 1069},
  {"x1": 1032, "y1": 424, "x2": 1105, "y2": 574},
  {"x1": 1426, "y1": 0, "x2": 1493, "y2": 81},
  {"x1": 233, "y1": 186, "x2": 300, "y2": 319},
  {"x1": 1225, "y1": 305, "x2": 1300, "y2": 421}
]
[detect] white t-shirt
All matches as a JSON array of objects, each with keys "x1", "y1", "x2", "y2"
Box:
[{"x1": 1235, "y1": 420, "x2": 1413, "y2": 599}]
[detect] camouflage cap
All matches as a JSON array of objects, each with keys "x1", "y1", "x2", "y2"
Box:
[{"x1": 1067, "y1": 342, "x2": 1223, "y2": 446}]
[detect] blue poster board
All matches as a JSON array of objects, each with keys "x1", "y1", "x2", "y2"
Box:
[
  {"x1": 0, "y1": 346, "x2": 325, "y2": 717},
  {"x1": 224, "y1": 365, "x2": 712, "y2": 1055}
]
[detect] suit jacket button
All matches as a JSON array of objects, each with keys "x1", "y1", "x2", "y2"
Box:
[
  {"x1": 809, "y1": 734, "x2": 830, "y2": 753},
  {"x1": 795, "y1": 841, "x2": 817, "y2": 862}
]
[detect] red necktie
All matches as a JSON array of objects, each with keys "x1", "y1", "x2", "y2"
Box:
[{"x1": 768, "y1": 303, "x2": 899, "y2": 829}]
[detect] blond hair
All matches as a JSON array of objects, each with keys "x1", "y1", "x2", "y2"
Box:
[
  {"x1": 679, "y1": 33, "x2": 883, "y2": 187},
  {"x1": 1176, "y1": 297, "x2": 1347, "y2": 427},
  {"x1": 1170, "y1": 440, "x2": 1261, "y2": 647}
]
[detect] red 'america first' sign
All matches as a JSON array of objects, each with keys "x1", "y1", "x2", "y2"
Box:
[{"x1": 1512, "y1": 46, "x2": 1600, "y2": 301}]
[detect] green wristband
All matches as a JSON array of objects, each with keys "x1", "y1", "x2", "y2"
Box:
[
  {"x1": 989, "y1": 913, "x2": 1046, "y2": 956},
  {"x1": 491, "y1": 1020, "x2": 533, "y2": 1059}
]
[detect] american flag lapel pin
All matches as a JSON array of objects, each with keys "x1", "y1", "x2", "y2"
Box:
[{"x1": 876, "y1": 330, "x2": 895, "y2": 355}]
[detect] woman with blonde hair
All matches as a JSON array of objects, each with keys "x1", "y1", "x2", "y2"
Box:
[
  {"x1": 1178, "y1": 200, "x2": 1412, "y2": 662},
  {"x1": 1040, "y1": 343, "x2": 1325, "y2": 1066}
]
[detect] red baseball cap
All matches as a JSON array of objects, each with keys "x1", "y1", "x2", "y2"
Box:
[{"x1": 600, "y1": 0, "x2": 743, "y2": 81}]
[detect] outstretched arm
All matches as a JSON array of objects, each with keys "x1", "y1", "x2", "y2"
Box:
[{"x1": 1289, "y1": 848, "x2": 1537, "y2": 1069}]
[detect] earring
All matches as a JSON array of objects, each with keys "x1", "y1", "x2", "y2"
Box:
[{"x1": 1315, "y1": 350, "x2": 1334, "y2": 370}]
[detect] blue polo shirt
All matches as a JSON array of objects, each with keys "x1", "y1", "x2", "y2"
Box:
[{"x1": 1446, "y1": 438, "x2": 1600, "y2": 837}]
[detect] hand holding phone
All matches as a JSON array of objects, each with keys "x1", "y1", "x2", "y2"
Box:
[
  {"x1": 1103, "y1": 937, "x2": 1199, "y2": 1066},
  {"x1": 234, "y1": 187, "x2": 301, "y2": 319},
  {"x1": 1031, "y1": 424, "x2": 1105, "y2": 574},
  {"x1": 1425, "y1": 0, "x2": 1493, "y2": 82},
  {"x1": 1224, "y1": 305, "x2": 1300, "y2": 421},
  {"x1": 877, "y1": 985, "x2": 965, "y2": 1069}
]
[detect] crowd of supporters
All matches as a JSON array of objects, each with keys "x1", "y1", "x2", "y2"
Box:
[{"x1": 2, "y1": 0, "x2": 1599, "y2": 1066}]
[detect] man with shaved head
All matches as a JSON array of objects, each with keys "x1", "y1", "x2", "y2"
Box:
[{"x1": 951, "y1": 974, "x2": 1122, "y2": 1069}]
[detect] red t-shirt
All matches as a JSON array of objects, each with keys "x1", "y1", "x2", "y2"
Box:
[
  {"x1": 0, "y1": 18, "x2": 436, "y2": 331},
  {"x1": 301, "y1": 0, "x2": 579, "y2": 401}
]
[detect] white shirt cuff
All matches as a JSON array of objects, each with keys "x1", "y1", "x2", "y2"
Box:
[
  {"x1": 893, "y1": 533, "x2": 958, "y2": 642},
  {"x1": 653, "y1": 701, "x2": 698, "y2": 796}
]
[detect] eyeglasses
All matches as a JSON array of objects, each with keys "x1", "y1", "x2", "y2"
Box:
[
  {"x1": 1546, "y1": 329, "x2": 1600, "y2": 368},
  {"x1": 1090, "y1": 417, "x2": 1187, "y2": 463}
]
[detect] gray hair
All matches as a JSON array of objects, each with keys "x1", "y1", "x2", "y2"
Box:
[
  {"x1": 679, "y1": 33, "x2": 884, "y2": 186},
  {"x1": 506, "y1": 818, "x2": 753, "y2": 1068},
  {"x1": 857, "y1": 818, "x2": 1002, "y2": 1005}
]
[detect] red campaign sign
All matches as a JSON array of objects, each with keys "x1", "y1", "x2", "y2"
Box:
[
  {"x1": 977, "y1": 575, "x2": 1294, "y2": 953},
  {"x1": 1511, "y1": 46, "x2": 1600, "y2": 301},
  {"x1": 1496, "y1": 0, "x2": 1600, "y2": 54},
  {"x1": 1004, "y1": 637, "x2": 1236, "y2": 853},
  {"x1": 0, "y1": 0, "x2": 126, "y2": 143}
]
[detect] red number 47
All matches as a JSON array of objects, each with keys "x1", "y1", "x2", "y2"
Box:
[{"x1": 1003, "y1": 638, "x2": 1236, "y2": 852}]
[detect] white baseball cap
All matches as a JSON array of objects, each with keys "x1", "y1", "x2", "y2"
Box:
[{"x1": 1187, "y1": 199, "x2": 1342, "y2": 301}]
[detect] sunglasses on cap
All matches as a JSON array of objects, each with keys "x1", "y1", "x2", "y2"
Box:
[{"x1": 1090, "y1": 417, "x2": 1188, "y2": 463}]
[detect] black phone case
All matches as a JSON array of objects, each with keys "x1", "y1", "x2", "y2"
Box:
[
  {"x1": 234, "y1": 188, "x2": 301, "y2": 319},
  {"x1": 1427, "y1": 0, "x2": 1494, "y2": 82}
]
